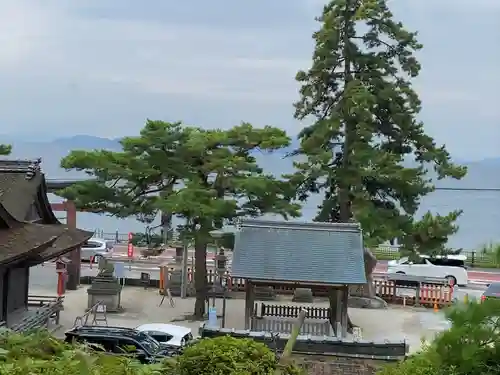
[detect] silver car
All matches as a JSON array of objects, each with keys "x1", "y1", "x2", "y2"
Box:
[{"x1": 81, "y1": 238, "x2": 109, "y2": 262}]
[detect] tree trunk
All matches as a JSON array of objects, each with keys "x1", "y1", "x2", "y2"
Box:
[
  {"x1": 328, "y1": 289, "x2": 354, "y2": 335},
  {"x1": 160, "y1": 211, "x2": 172, "y2": 244},
  {"x1": 193, "y1": 231, "x2": 208, "y2": 319}
]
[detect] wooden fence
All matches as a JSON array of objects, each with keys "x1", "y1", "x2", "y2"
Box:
[
  {"x1": 251, "y1": 303, "x2": 332, "y2": 335},
  {"x1": 255, "y1": 303, "x2": 330, "y2": 319},
  {"x1": 177, "y1": 270, "x2": 454, "y2": 308}
]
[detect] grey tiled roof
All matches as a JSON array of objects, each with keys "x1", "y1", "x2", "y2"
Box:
[{"x1": 232, "y1": 219, "x2": 366, "y2": 285}]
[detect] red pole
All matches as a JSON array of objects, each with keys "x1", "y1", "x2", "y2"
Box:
[
  {"x1": 127, "y1": 232, "x2": 134, "y2": 257},
  {"x1": 57, "y1": 270, "x2": 65, "y2": 296}
]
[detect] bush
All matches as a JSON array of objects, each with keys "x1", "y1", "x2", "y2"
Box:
[
  {"x1": 177, "y1": 335, "x2": 303, "y2": 375},
  {"x1": 377, "y1": 299, "x2": 500, "y2": 375},
  {"x1": 0, "y1": 330, "x2": 304, "y2": 375}
]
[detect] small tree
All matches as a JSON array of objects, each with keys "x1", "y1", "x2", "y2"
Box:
[
  {"x1": 0, "y1": 144, "x2": 11, "y2": 156},
  {"x1": 402, "y1": 211, "x2": 463, "y2": 257},
  {"x1": 60, "y1": 120, "x2": 300, "y2": 318},
  {"x1": 378, "y1": 299, "x2": 500, "y2": 375}
]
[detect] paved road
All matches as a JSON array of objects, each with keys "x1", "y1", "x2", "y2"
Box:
[{"x1": 30, "y1": 264, "x2": 164, "y2": 291}]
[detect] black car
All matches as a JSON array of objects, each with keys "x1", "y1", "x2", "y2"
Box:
[
  {"x1": 481, "y1": 282, "x2": 500, "y2": 302},
  {"x1": 64, "y1": 326, "x2": 178, "y2": 363}
]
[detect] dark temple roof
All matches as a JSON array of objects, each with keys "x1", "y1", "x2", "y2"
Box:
[
  {"x1": 231, "y1": 219, "x2": 366, "y2": 285},
  {"x1": 0, "y1": 158, "x2": 93, "y2": 266}
]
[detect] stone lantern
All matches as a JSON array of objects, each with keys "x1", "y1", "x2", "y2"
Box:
[
  {"x1": 210, "y1": 230, "x2": 227, "y2": 278},
  {"x1": 208, "y1": 229, "x2": 228, "y2": 328}
]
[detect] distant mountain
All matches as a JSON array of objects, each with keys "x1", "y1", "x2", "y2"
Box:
[{"x1": 4, "y1": 135, "x2": 500, "y2": 250}]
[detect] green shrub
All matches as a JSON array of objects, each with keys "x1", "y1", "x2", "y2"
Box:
[
  {"x1": 378, "y1": 299, "x2": 500, "y2": 375},
  {"x1": 177, "y1": 335, "x2": 303, "y2": 375},
  {"x1": 0, "y1": 330, "x2": 304, "y2": 375}
]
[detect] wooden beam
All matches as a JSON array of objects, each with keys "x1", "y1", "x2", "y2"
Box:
[
  {"x1": 50, "y1": 203, "x2": 66, "y2": 211},
  {"x1": 50, "y1": 203, "x2": 97, "y2": 213},
  {"x1": 244, "y1": 280, "x2": 254, "y2": 330}
]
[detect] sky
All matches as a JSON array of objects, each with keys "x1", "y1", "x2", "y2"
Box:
[{"x1": 0, "y1": 0, "x2": 498, "y2": 160}]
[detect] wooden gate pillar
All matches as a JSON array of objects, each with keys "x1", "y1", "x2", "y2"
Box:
[{"x1": 65, "y1": 200, "x2": 81, "y2": 290}]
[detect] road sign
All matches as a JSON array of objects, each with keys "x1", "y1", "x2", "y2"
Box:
[
  {"x1": 114, "y1": 262, "x2": 125, "y2": 279},
  {"x1": 128, "y1": 232, "x2": 133, "y2": 241},
  {"x1": 127, "y1": 243, "x2": 134, "y2": 257}
]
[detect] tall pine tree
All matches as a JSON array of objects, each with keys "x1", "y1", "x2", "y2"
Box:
[
  {"x1": 290, "y1": 0, "x2": 466, "y2": 249},
  {"x1": 288, "y1": 0, "x2": 467, "y2": 333}
]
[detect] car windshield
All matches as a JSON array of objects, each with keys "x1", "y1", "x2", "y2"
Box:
[
  {"x1": 485, "y1": 283, "x2": 500, "y2": 297},
  {"x1": 134, "y1": 331, "x2": 161, "y2": 354},
  {"x1": 397, "y1": 257, "x2": 409, "y2": 264}
]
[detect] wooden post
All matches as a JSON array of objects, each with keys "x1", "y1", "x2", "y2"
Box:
[
  {"x1": 340, "y1": 285, "x2": 349, "y2": 338},
  {"x1": 65, "y1": 200, "x2": 80, "y2": 290},
  {"x1": 274, "y1": 309, "x2": 307, "y2": 375},
  {"x1": 244, "y1": 280, "x2": 254, "y2": 330},
  {"x1": 56, "y1": 270, "x2": 65, "y2": 296}
]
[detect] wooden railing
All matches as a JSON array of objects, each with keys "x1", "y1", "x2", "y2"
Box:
[
  {"x1": 256, "y1": 303, "x2": 330, "y2": 319},
  {"x1": 10, "y1": 295, "x2": 64, "y2": 333}
]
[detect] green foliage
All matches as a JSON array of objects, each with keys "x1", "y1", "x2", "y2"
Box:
[
  {"x1": 479, "y1": 242, "x2": 500, "y2": 267},
  {"x1": 59, "y1": 120, "x2": 300, "y2": 227},
  {"x1": 130, "y1": 232, "x2": 163, "y2": 248},
  {"x1": 177, "y1": 336, "x2": 303, "y2": 375},
  {"x1": 0, "y1": 331, "x2": 304, "y2": 375},
  {"x1": 0, "y1": 144, "x2": 11, "y2": 156},
  {"x1": 59, "y1": 120, "x2": 301, "y2": 317},
  {"x1": 178, "y1": 336, "x2": 274, "y2": 374},
  {"x1": 0, "y1": 329, "x2": 157, "y2": 374},
  {"x1": 402, "y1": 211, "x2": 463, "y2": 256},
  {"x1": 287, "y1": 0, "x2": 466, "y2": 251},
  {"x1": 378, "y1": 299, "x2": 500, "y2": 375}
]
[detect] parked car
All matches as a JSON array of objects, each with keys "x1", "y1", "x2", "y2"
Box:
[
  {"x1": 481, "y1": 282, "x2": 500, "y2": 302},
  {"x1": 387, "y1": 254, "x2": 468, "y2": 286},
  {"x1": 135, "y1": 323, "x2": 194, "y2": 348},
  {"x1": 64, "y1": 326, "x2": 178, "y2": 363},
  {"x1": 81, "y1": 238, "x2": 109, "y2": 262}
]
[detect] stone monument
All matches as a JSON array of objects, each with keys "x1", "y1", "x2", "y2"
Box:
[{"x1": 87, "y1": 258, "x2": 123, "y2": 312}]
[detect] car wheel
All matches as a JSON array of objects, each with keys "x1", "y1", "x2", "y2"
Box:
[{"x1": 445, "y1": 275, "x2": 457, "y2": 286}]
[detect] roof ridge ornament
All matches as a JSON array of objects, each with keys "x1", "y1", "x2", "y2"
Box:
[{"x1": 25, "y1": 157, "x2": 42, "y2": 180}]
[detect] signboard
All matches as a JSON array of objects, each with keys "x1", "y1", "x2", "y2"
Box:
[
  {"x1": 208, "y1": 307, "x2": 217, "y2": 328},
  {"x1": 114, "y1": 262, "x2": 125, "y2": 279}
]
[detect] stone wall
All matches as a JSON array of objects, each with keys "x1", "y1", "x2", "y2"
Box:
[
  {"x1": 292, "y1": 354, "x2": 393, "y2": 375},
  {"x1": 200, "y1": 325, "x2": 406, "y2": 375}
]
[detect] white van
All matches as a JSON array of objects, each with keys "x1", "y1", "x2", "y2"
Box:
[{"x1": 387, "y1": 254, "x2": 468, "y2": 286}]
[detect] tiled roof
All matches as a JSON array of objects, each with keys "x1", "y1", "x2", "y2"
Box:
[
  {"x1": 231, "y1": 219, "x2": 366, "y2": 285},
  {"x1": 36, "y1": 228, "x2": 94, "y2": 262},
  {"x1": 0, "y1": 224, "x2": 93, "y2": 265},
  {"x1": 0, "y1": 159, "x2": 44, "y2": 223},
  {"x1": 0, "y1": 158, "x2": 93, "y2": 264},
  {"x1": 0, "y1": 224, "x2": 63, "y2": 264}
]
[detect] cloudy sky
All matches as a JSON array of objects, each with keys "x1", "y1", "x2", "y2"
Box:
[{"x1": 1, "y1": 0, "x2": 498, "y2": 160}]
